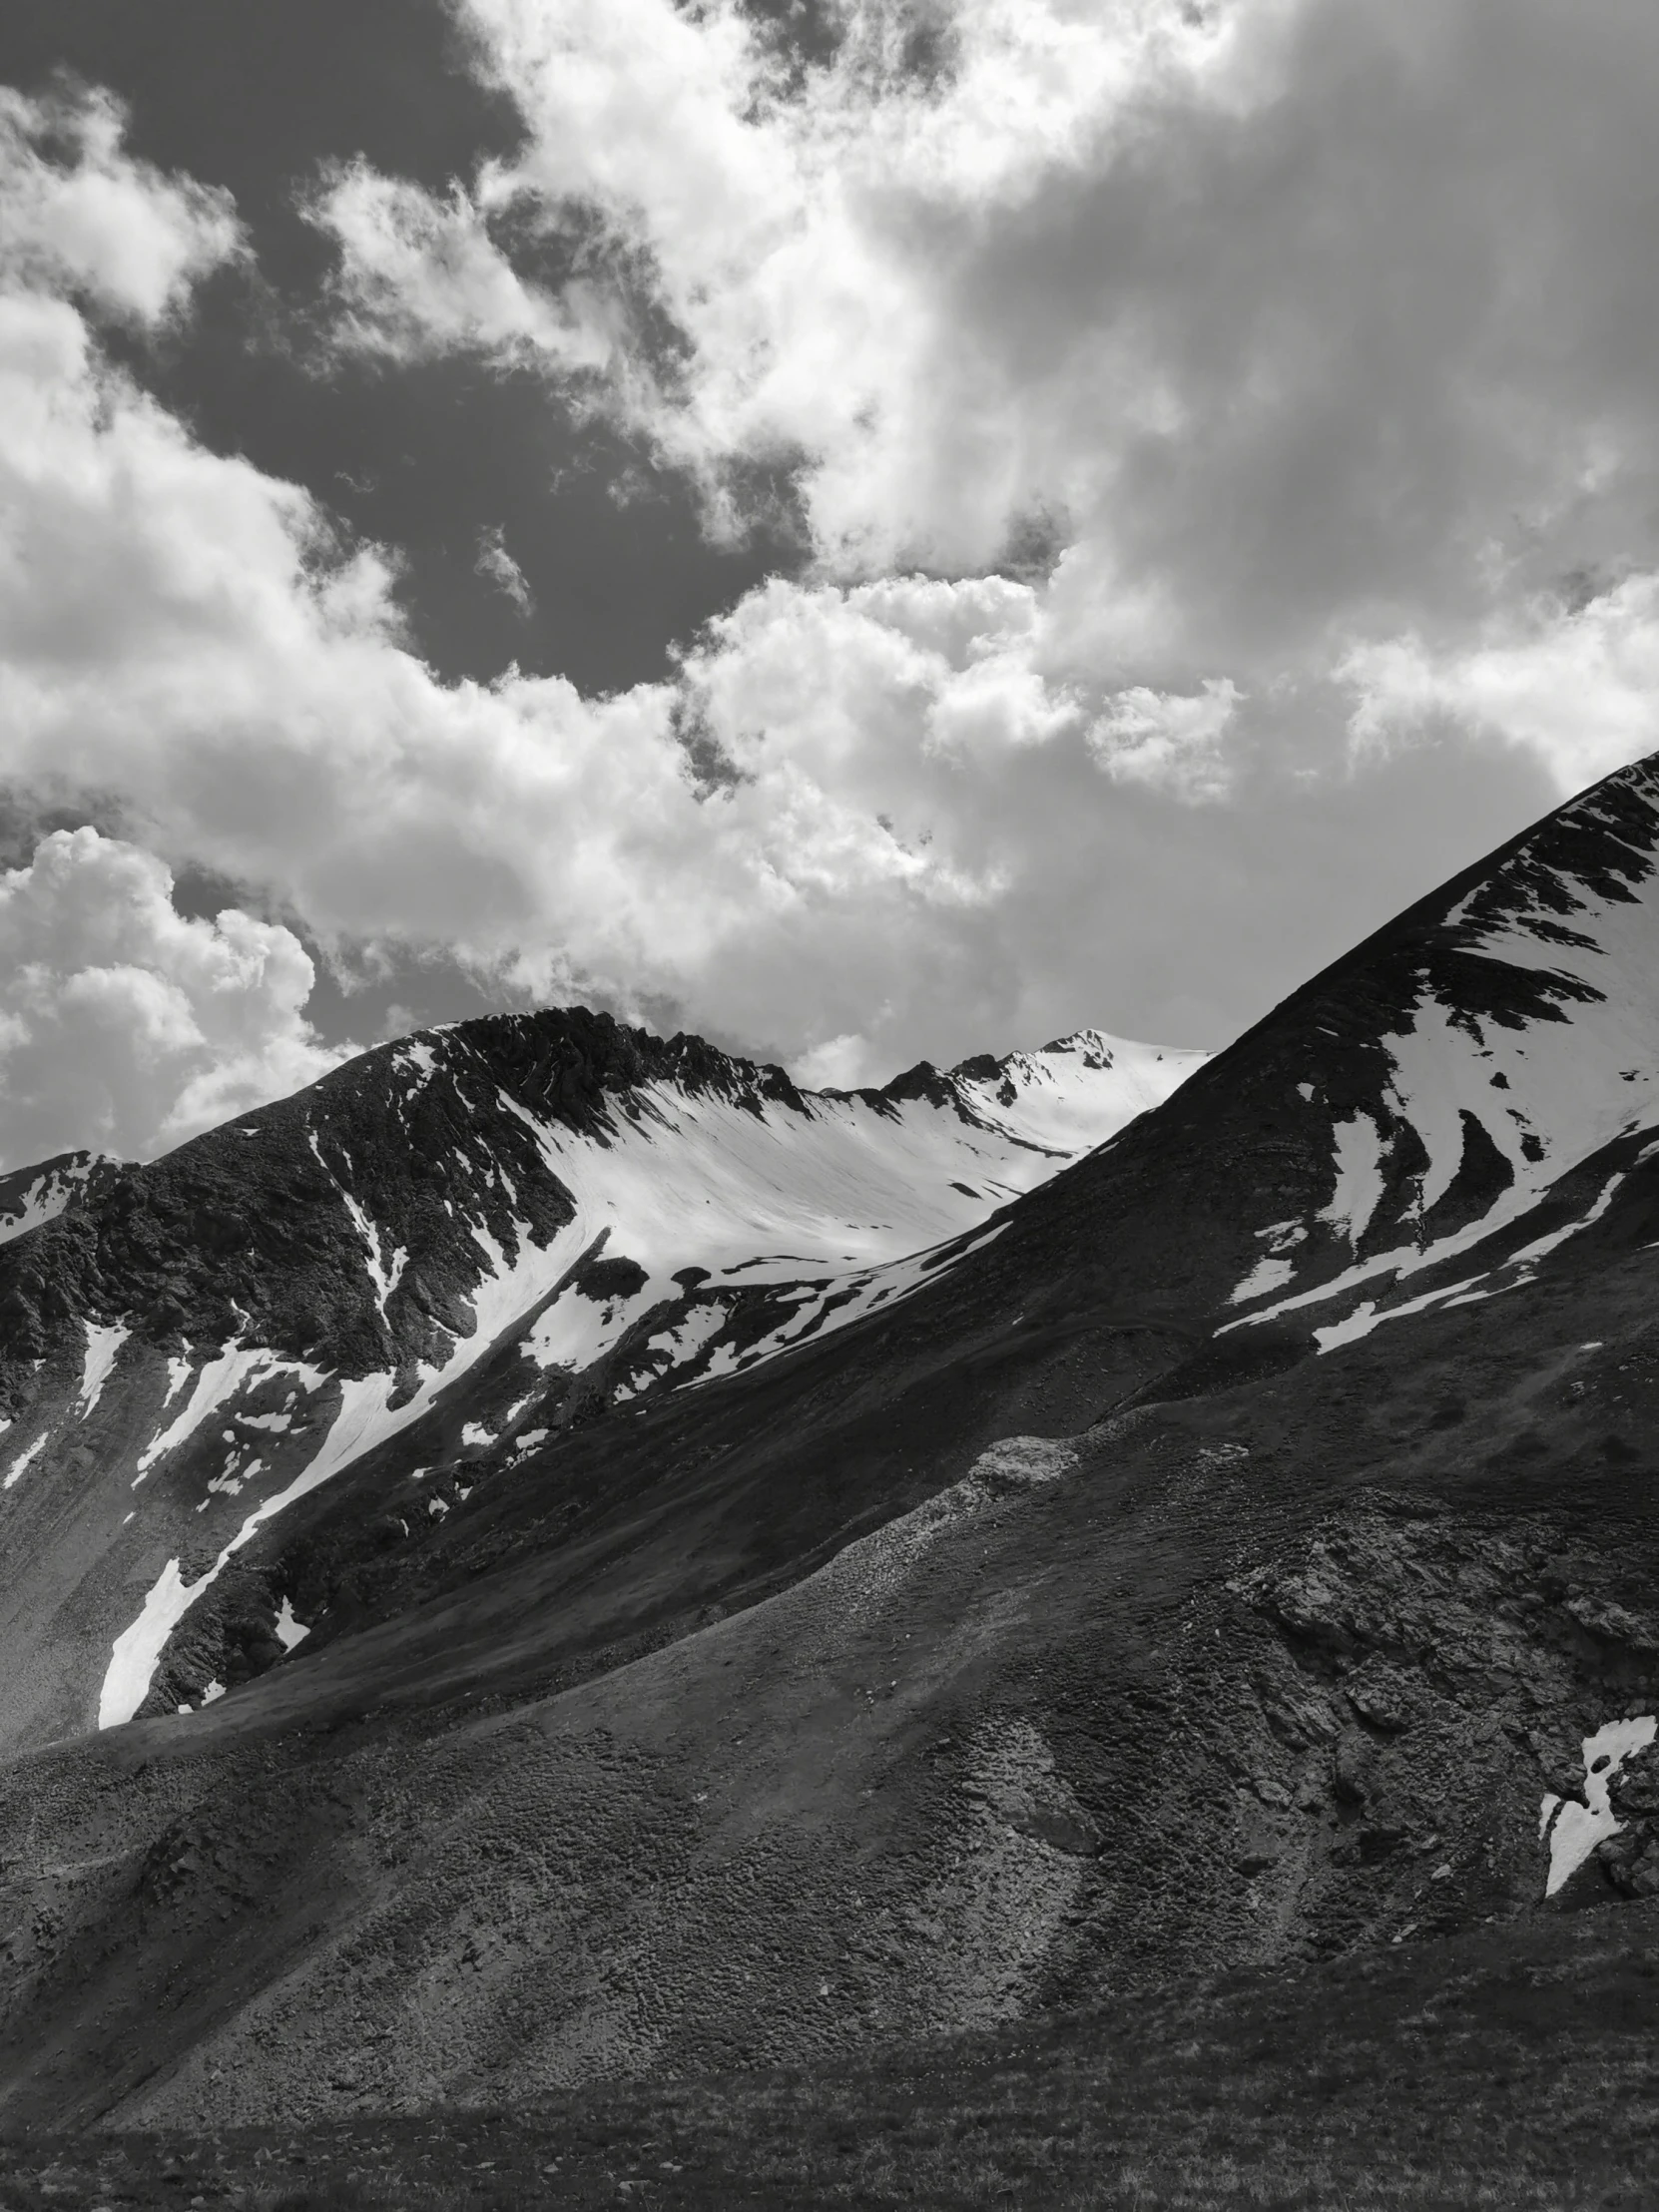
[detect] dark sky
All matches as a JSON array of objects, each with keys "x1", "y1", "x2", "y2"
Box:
[{"x1": 0, "y1": 0, "x2": 800, "y2": 696}]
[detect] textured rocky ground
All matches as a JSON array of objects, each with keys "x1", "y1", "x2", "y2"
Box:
[
  {"x1": 4, "y1": 1146, "x2": 1659, "y2": 2137},
  {"x1": 0, "y1": 1900, "x2": 1654, "y2": 2206}
]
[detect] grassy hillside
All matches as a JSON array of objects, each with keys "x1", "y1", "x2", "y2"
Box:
[{"x1": 1, "y1": 1897, "x2": 1654, "y2": 2207}]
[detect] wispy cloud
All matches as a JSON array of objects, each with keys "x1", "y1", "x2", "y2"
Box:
[
  {"x1": 475, "y1": 523, "x2": 534, "y2": 615},
  {"x1": 0, "y1": 81, "x2": 241, "y2": 326}
]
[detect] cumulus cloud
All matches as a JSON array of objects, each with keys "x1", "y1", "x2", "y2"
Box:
[
  {"x1": 1342, "y1": 580, "x2": 1659, "y2": 795},
  {"x1": 309, "y1": 0, "x2": 1659, "y2": 687},
  {"x1": 0, "y1": 829, "x2": 347, "y2": 1168},
  {"x1": 1088, "y1": 681, "x2": 1242, "y2": 801},
  {"x1": 0, "y1": 83, "x2": 240, "y2": 326},
  {"x1": 0, "y1": 45, "x2": 1645, "y2": 1151}
]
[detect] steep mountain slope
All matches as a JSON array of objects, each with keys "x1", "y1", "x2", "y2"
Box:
[
  {"x1": 0, "y1": 1020, "x2": 1201, "y2": 1750},
  {"x1": 4, "y1": 758, "x2": 1659, "y2": 2132},
  {"x1": 0, "y1": 1150, "x2": 105, "y2": 1246}
]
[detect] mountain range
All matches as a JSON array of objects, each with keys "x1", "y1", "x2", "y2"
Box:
[
  {"x1": 1, "y1": 759, "x2": 1658, "y2": 2167},
  {"x1": 0, "y1": 1023, "x2": 1201, "y2": 1748}
]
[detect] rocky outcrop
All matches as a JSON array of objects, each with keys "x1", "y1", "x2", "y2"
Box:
[{"x1": 1227, "y1": 1500, "x2": 1659, "y2": 1929}]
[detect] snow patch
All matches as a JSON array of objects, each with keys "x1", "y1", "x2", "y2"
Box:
[
  {"x1": 2, "y1": 1433, "x2": 49, "y2": 1490},
  {"x1": 309, "y1": 1129, "x2": 406, "y2": 1312},
  {"x1": 1227, "y1": 1254, "x2": 1299, "y2": 1305},
  {"x1": 1540, "y1": 1715, "x2": 1657, "y2": 1897},
  {"x1": 615, "y1": 1300, "x2": 731, "y2": 1396},
  {"x1": 1312, "y1": 1276, "x2": 1490, "y2": 1352},
  {"x1": 340, "y1": 1188, "x2": 406, "y2": 1313},
  {"x1": 101, "y1": 1558, "x2": 190, "y2": 1727},
  {"x1": 1320, "y1": 1111, "x2": 1387, "y2": 1247},
  {"x1": 77, "y1": 1321, "x2": 130, "y2": 1418},
  {"x1": 1501, "y1": 1172, "x2": 1625, "y2": 1279},
  {"x1": 1226, "y1": 1224, "x2": 1306, "y2": 1308},
  {"x1": 0, "y1": 1155, "x2": 100, "y2": 1246},
  {"x1": 523, "y1": 1277, "x2": 649, "y2": 1374},
  {"x1": 275, "y1": 1596, "x2": 309, "y2": 1652},
  {"x1": 135, "y1": 1342, "x2": 288, "y2": 1478}
]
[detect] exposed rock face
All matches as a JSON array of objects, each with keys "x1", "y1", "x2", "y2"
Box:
[
  {"x1": 1229, "y1": 1504, "x2": 1659, "y2": 1933},
  {"x1": 1600, "y1": 1751, "x2": 1659, "y2": 1896}
]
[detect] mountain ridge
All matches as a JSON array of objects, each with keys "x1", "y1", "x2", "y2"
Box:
[
  {"x1": 0, "y1": 1009, "x2": 1202, "y2": 1747},
  {"x1": 3, "y1": 758, "x2": 1659, "y2": 2134}
]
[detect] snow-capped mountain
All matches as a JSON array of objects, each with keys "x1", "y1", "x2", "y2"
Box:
[
  {"x1": 0, "y1": 1014, "x2": 1201, "y2": 1746},
  {"x1": 9, "y1": 759, "x2": 1659, "y2": 2134}
]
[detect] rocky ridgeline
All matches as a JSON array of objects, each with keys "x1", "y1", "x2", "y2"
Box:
[
  {"x1": 0, "y1": 1015, "x2": 595, "y2": 1406},
  {"x1": 0, "y1": 1013, "x2": 785, "y2": 1418},
  {"x1": 0, "y1": 1004, "x2": 1206, "y2": 1747},
  {"x1": 0, "y1": 1009, "x2": 1174, "y2": 1423}
]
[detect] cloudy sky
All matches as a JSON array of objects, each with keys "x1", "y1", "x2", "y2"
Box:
[{"x1": 0, "y1": 0, "x2": 1655, "y2": 1169}]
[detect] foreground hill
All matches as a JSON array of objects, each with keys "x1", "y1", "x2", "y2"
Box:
[
  {"x1": 0, "y1": 1897, "x2": 1651, "y2": 2206},
  {"x1": 1, "y1": 758, "x2": 1659, "y2": 2142}
]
